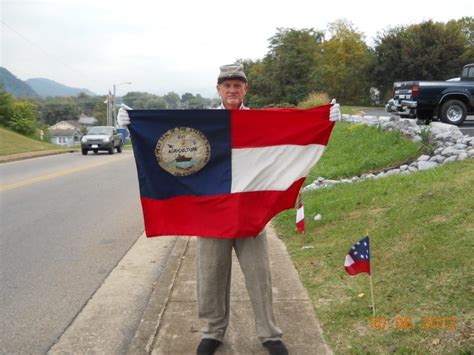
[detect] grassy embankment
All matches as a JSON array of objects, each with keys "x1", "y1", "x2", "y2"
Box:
[
  {"x1": 0, "y1": 127, "x2": 65, "y2": 156},
  {"x1": 273, "y1": 122, "x2": 473, "y2": 354}
]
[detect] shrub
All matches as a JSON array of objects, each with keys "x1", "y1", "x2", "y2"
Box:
[
  {"x1": 297, "y1": 92, "x2": 330, "y2": 109},
  {"x1": 8, "y1": 101, "x2": 38, "y2": 136}
]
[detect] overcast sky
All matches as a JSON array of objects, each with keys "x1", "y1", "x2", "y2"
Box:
[{"x1": 1, "y1": 0, "x2": 472, "y2": 97}]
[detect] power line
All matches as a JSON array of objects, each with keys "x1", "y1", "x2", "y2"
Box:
[{"x1": 0, "y1": 18, "x2": 93, "y2": 81}]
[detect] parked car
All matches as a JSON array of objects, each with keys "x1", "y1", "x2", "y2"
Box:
[
  {"x1": 386, "y1": 63, "x2": 474, "y2": 125},
  {"x1": 81, "y1": 126, "x2": 123, "y2": 155}
]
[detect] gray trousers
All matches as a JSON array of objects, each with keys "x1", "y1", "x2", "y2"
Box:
[{"x1": 196, "y1": 230, "x2": 283, "y2": 343}]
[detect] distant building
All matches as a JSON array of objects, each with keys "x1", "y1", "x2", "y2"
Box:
[
  {"x1": 78, "y1": 113, "x2": 98, "y2": 126},
  {"x1": 48, "y1": 120, "x2": 82, "y2": 146}
]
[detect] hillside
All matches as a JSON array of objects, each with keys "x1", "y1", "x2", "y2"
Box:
[
  {"x1": 274, "y1": 123, "x2": 473, "y2": 354},
  {"x1": 0, "y1": 67, "x2": 38, "y2": 98},
  {"x1": 26, "y1": 78, "x2": 95, "y2": 97},
  {"x1": 0, "y1": 127, "x2": 60, "y2": 156}
]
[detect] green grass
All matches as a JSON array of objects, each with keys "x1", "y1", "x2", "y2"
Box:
[
  {"x1": 273, "y1": 124, "x2": 474, "y2": 353},
  {"x1": 0, "y1": 127, "x2": 61, "y2": 156},
  {"x1": 306, "y1": 123, "x2": 420, "y2": 183}
]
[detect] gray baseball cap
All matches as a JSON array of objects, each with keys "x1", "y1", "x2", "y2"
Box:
[{"x1": 217, "y1": 63, "x2": 248, "y2": 84}]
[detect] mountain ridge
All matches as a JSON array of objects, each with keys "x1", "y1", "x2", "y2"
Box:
[
  {"x1": 0, "y1": 66, "x2": 96, "y2": 98},
  {"x1": 0, "y1": 67, "x2": 38, "y2": 98},
  {"x1": 26, "y1": 77, "x2": 95, "y2": 97}
]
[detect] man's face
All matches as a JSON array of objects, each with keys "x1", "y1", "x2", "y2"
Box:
[{"x1": 216, "y1": 80, "x2": 248, "y2": 108}]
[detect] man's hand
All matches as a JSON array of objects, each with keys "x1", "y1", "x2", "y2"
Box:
[
  {"x1": 329, "y1": 99, "x2": 341, "y2": 122},
  {"x1": 117, "y1": 103, "x2": 132, "y2": 127}
]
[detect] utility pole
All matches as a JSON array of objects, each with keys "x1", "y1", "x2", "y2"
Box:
[{"x1": 112, "y1": 82, "x2": 131, "y2": 127}]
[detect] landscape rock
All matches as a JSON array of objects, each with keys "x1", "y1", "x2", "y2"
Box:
[
  {"x1": 444, "y1": 156, "x2": 457, "y2": 163},
  {"x1": 457, "y1": 152, "x2": 468, "y2": 161},
  {"x1": 418, "y1": 161, "x2": 439, "y2": 171},
  {"x1": 303, "y1": 114, "x2": 473, "y2": 191},
  {"x1": 429, "y1": 155, "x2": 445, "y2": 163},
  {"x1": 386, "y1": 169, "x2": 401, "y2": 176}
]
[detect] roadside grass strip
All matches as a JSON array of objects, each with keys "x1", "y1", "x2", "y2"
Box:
[
  {"x1": 274, "y1": 123, "x2": 473, "y2": 353},
  {"x1": 0, "y1": 127, "x2": 61, "y2": 156},
  {"x1": 306, "y1": 123, "x2": 420, "y2": 183}
]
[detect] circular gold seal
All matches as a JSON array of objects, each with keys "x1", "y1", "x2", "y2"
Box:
[{"x1": 155, "y1": 127, "x2": 211, "y2": 176}]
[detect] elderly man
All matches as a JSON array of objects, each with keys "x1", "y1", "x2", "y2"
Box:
[
  {"x1": 117, "y1": 63, "x2": 341, "y2": 355},
  {"x1": 195, "y1": 66, "x2": 287, "y2": 355}
]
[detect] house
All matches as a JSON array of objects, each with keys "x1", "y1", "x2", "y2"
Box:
[
  {"x1": 48, "y1": 120, "x2": 83, "y2": 147},
  {"x1": 78, "y1": 113, "x2": 98, "y2": 127}
]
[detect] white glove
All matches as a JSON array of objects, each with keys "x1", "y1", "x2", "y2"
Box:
[
  {"x1": 329, "y1": 99, "x2": 341, "y2": 122},
  {"x1": 117, "y1": 103, "x2": 132, "y2": 127}
]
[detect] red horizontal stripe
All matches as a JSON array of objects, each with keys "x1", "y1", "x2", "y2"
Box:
[
  {"x1": 140, "y1": 178, "x2": 305, "y2": 238},
  {"x1": 345, "y1": 260, "x2": 371, "y2": 276},
  {"x1": 231, "y1": 105, "x2": 334, "y2": 148}
]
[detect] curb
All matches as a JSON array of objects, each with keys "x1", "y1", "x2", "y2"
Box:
[
  {"x1": 48, "y1": 234, "x2": 179, "y2": 354},
  {"x1": 127, "y1": 238, "x2": 190, "y2": 354},
  {"x1": 0, "y1": 149, "x2": 78, "y2": 163}
]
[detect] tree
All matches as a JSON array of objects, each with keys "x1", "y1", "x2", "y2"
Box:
[
  {"x1": 76, "y1": 93, "x2": 99, "y2": 115},
  {"x1": 260, "y1": 28, "x2": 324, "y2": 105},
  {"x1": 163, "y1": 92, "x2": 181, "y2": 109},
  {"x1": 447, "y1": 17, "x2": 474, "y2": 65},
  {"x1": 38, "y1": 97, "x2": 80, "y2": 124},
  {"x1": 372, "y1": 20, "x2": 468, "y2": 99},
  {"x1": 8, "y1": 100, "x2": 38, "y2": 135},
  {"x1": 236, "y1": 29, "x2": 324, "y2": 107},
  {"x1": 313, "y1": 20, "x2": 374, "y2": 104},
  {"x1": 0, "y1": 86, "x2": 14, "y2": 126},
  {"x1": 144, "y1": 97, "x2": 167, "y2": 109},
  {"x1": 94, "y1": 97, "x2": 107, "y2": 125},
  {"x1": 181, "y1": 92, "x2": 195, "y2": 103}
]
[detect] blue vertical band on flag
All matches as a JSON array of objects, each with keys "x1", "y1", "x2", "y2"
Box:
[{"x1": 128, "y1": 110, "x2": 232, "y2": 199}]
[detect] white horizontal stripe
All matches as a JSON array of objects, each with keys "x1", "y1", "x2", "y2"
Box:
[
  {"x1": 296, "y1": 206, "x2": 304, "y2": 222},
  {"x1": 231, "y1": 144, "x2": 325, "y2": 193},
  {"x1": 344, "y1": 255, "x2": 354, "y2": 267}
]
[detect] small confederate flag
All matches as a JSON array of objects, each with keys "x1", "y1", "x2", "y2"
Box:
[
  {"x1": 344, "y1": 236, "x2": 371, "y2": 275},
  {"x1": 295, "y1": 194, "x2": 304, "y2": 233}
]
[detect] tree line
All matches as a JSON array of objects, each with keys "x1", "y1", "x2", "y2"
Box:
[
  {"x1": 0, "y1": 89, "x2": 218, "y2": 137},
  {"x1": 242, "y1": 18, "x2": 473, "y2": 107},
  {"x1": 1, "y1": 17, "x2": 472, "y2": 137}
]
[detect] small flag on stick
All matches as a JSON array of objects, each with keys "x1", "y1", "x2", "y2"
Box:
[
  {"x1": 344, "y1": 236, "x2": 371, "y2": 275},
  {"x1": 344, "y1": 236, "x2": 375, "y2": 317},
  {"x1": 296, "y1": 193, "x2": 304, "y2": 233}
]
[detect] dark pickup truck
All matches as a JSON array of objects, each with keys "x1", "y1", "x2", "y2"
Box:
[{"x1": 386, "y1": 63, "x2": 474, "y2": 125}]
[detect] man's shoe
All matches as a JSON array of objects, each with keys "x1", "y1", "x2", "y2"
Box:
[
  {"x1": 263, "y1": 340, "x2": 289, "y2": 355},
  {"x1": 197, "y1": 338, "x2": 221, "y2": 355}
]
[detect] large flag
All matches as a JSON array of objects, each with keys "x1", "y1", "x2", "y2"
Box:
[
  {"x1": 128, "y1": 105, "x2": 334, "y2": 238},
  {"x1": 344, "y1": 236, "x2": 371, "y2": 275}
]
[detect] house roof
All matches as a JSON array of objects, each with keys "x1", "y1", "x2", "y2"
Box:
[
  {"x1": 49, "y1": 120, "x2": 82, "y2": 130},
  {"x1": 48, "y1": 128, "x2": 81, "y2": 137},
  {"x1": 78, "y1": 114, "x2": 98, "y2": 125}
]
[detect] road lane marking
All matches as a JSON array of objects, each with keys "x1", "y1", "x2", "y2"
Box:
[{"x1": 0, "y1": 155, "x2": 132, "y2": 192}]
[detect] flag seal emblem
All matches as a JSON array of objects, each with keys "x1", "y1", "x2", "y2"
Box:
[{"x1": 155, "y1": 127, "x2": 211, "y2": 176}]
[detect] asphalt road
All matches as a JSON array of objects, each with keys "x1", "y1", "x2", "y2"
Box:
[
  {"x1": 0, "y1": 151, "x2": 144, "y2": 354},
  {"x1": 362, "y1": 109, "x2": 474, "y2": 137}
]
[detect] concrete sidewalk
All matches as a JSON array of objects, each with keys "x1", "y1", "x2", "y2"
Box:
[{"x1": 50, "y1": 225, "x2": 331, "y2": 354}]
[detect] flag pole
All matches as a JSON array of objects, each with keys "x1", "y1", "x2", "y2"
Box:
[
  {"x1": 369, "y1": 274, "x2": 376, "y2": 318},
  {"x1": 366, "y1": 231, "x2": 375, "y2": 318}
]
